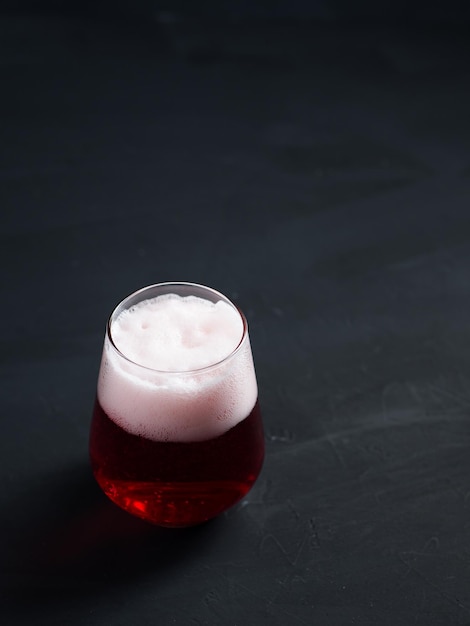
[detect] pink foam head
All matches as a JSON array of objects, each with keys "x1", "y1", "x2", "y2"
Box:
[{"x1": 97, "y1": 282, "x2": 258, "y2": 442}]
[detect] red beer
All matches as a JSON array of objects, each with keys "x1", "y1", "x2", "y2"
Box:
[
  {"x1": 90, "y1": 399, "x2": 264, "y2": 527},
  {"x1": 89, "y1": 282, "x2": 264, "y2": 527}
]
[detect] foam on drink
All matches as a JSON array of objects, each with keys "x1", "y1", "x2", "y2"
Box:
[{"x1": 97, "y1": 294, "x2": 258, "y2": 443}]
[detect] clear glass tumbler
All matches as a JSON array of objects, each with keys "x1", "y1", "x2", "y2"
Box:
[{"x1": 89, "y1": 282, "x2": 264, "y2": 527}]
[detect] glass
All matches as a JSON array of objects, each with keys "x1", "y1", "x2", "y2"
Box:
[{"x1": 89, "y1": 282, "x2": 265, "y2": 527}]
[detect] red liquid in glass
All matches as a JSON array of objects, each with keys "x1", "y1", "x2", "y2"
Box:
[{"x1": 90, "y1": 398, "x2": 264, "y2": 527}]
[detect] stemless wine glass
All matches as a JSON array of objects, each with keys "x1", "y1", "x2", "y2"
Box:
[{"x1": 89, "y1": 282, "x2": 265, "y2": 527}]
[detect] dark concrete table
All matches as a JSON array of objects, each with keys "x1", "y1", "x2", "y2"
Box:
[{"x1": 2, "y1": 10, "x2": 470, "y2": 625}]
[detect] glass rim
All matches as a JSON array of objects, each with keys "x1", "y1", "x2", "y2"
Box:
[{"x1": 106, "y1": 281, "x2": 249, "y2": 375}]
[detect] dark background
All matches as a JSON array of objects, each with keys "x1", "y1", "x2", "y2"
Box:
[
  {"x1": 2, "y1": 0, "x2": 470, "y2": 20},
  {"x1": 2, "y1": 1, "x2": 470, "y2": 624}
]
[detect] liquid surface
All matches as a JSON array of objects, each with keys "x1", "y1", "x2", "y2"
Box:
[
  {"x1": 112, "y1": 294, "x2": 244, "y2": 371},
  {"x1": 98, "y1": 293, "x2": 258, "y2": 442}
]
